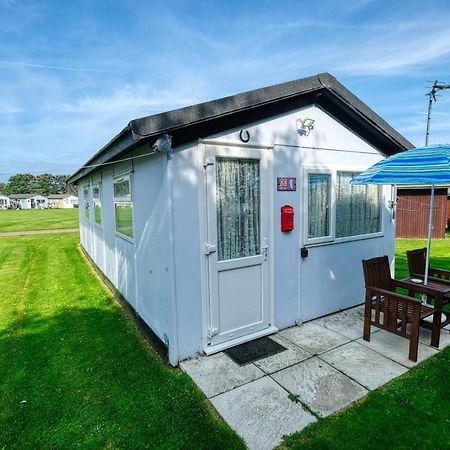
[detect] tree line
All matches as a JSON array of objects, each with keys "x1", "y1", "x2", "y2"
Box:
[{"x1": 0, "y1": 173, "x2": 76, "y2": 196}]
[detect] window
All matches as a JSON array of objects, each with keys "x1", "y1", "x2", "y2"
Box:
[
  {"x1": 83, "y1": 185, "x2": 90, "y2": 221},
  {"x1": 93, "y1": 184, "x2": 102, "y2": 226},
  {"x1": 336, "y1": 172, "x2": 381, "y2": 238},
  {"x1": 114, "y1": 175, "x2": 133, "y2": 239},
  {"x1": 304, "y1": 169, "x2": 383, "y2": 245},
  {"x1": 216, "y1": 157, "x2": 260, "y2": 261},
  {"x1": 307, "y1": 173, "x2": 332, "y2": 242}
]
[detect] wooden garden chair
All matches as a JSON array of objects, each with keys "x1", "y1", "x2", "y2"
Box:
[
  {"x1": 407, "y1": 247, "x2": 450, "y2": 327},
  {"x1": 407, "y1": 248, "x2": 450, "y2": 284},
  {"x1": 362, "y1": 256, "x2": 441, "y2": 362}
]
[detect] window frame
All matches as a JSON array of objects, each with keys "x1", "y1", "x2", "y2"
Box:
[
  {"x1": 302, "y1": 166, "x2": 384, "y2": 247},
  {"x1": 303, "y1": 168, "x2": 334, "y2": 246},
  {"x1": 92, "y1": 182, "x2": 102, "y2": 227},
  {"x1": 82, "y1": 184, "x2": 91, "y2": 223},
  {"x1": 113, "y1": 173, "x2": 134, "y2": 242}
]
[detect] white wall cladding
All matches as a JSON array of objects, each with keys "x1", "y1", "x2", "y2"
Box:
[
  {"x1": 171, "y1": 143, "x2": 204, "y2": 360},
  {"x1": 78, "y1": 183, "x2": 92, "y2": 256},
  {"x1": 133, "y1": 152, "x2": 172, "y2": 347},
  {"x1": 76, "y1": 147, "x2": 173, "y2": 359},
  {"x1": 100, "y1": 167, "x2": 117, "y2": 285}
]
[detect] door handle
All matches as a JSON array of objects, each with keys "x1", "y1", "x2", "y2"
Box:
[
  {"x1": 261, "y1": 245, "x2": 269, "y2": 260},
  {"x1": 205, "y1": 244, "x2": 216, "y2": 255}
]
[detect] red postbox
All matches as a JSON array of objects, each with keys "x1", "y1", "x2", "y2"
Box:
[{"x1": 281, "y1": 205, "x2": 294, "y2": 232}]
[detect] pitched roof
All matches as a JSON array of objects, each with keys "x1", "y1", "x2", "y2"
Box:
[
  {"x1": 69, "y1": 72, "x2": 414, "y2": 184},
  {"x1": 9, "y1": 193, "x2": 37, "y2": 199},
  {"x1": 48, "y1": 194, "x2": 73, "y2": 199}
]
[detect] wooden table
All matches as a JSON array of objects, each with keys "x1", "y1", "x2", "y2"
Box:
[{"x1": 400, "y1": 277, "x2": 450, "y2": 328}]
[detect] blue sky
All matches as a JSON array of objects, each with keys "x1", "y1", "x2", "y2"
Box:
[{"x1": 1, "y1": 0, "x2": 450, "y2": 182}]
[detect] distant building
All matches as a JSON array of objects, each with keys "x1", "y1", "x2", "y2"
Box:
[
  {"x1": 0, "y1": 194, "x2": 10, "y2": 210},
  {"x1": 48, "y1": 194, "x2": 78, "y2": 209},
  {"x1": 396, "y1": 186, "x2": 448, "y2": 238},
  {"x1": 9, "y1": 194, "x2": 48, "y2": 209}
]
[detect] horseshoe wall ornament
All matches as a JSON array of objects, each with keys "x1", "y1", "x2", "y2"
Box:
[{"x1": 239, "y1": 130, "x2": 250, "y2": 143}]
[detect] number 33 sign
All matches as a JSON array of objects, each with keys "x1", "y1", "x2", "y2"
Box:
[{"x1": 277, "y1": 177, "x2": 296, "y2": 191}]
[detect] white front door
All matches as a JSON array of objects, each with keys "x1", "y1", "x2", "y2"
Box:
[{"x1": 205, "y1": 144, "x2": 271, "y2": 348}]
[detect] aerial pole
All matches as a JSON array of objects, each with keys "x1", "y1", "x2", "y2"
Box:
[
  {"x1": 425, "y1": 80, "x2": 450, "y2": 146},
  {"x1": 423, "y1": 80, "x2": 450, "y2": 288}
]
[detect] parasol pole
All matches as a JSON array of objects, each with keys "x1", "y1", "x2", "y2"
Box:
[{"x1": 424, "y1": 183, "x2": 435, "y2": 286}]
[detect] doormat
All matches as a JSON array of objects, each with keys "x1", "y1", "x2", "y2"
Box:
[{"x1": 224, "y1": 336, "x2": 286, "y2": 366}]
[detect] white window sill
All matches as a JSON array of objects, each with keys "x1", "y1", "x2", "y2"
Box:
[
  {"x1": 304, "y1": 232, "x2": 384, "y2": 248},
  {"x1": 115, "y1": 232, "x2": 134, "y2": 244}
]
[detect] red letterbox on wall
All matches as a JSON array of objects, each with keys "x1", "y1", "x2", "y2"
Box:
[{"x1": 281, "y1": 205, "x2": 294, "y2": 232}]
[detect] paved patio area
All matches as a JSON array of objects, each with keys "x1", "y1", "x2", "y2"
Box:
[{"x1": 180, "y1": 305, "x2": 450, "y2": 450}]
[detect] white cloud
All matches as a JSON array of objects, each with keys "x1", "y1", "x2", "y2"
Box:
[
  {"x1": 0, "y1": 60, "x2": 112, "y2": 73},
  {"x1": 336, "y1": 25, "x2": 450, "y2": 75},
  {"x1": 59, "y1": 84, "x2": 200, "y2": 116}
]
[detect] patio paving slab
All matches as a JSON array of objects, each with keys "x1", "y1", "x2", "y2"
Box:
[
  {"x1": 272, "y1": 357, "x2": 368, "y2": 417},
  {"x1": 180, "y1": 352, "x2": 265, "y2": 398},
  {"x1": 313, "y1": 305, "x2": 372, "y2": 340},
  {"x1": 320, "y1": 341, "x2": 407, "y2": 390},
  {"x1": 210, "y1": 376, "x2": 316, "y2": 450},
  {"x1": 254, "y1": 335, "x2": 312, "y2": 374},
  {"x1": 356, "y1": 329, "x2": 439, "y2": 368},
  {"x1": 279, "y1": 322, "x2": 350, "y2": 355},
  {"x1": 417, "y1": 326, "x2": 450, "y2": 348}
]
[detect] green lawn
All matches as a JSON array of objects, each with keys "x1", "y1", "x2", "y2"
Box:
[
  {"x1": 0, "y1": 209, "x2": 79, "y2": 232},
  {"x1": 395, "y1": 231, "x2": 450, "y2": 279},
  {"x1": 280, "y1": 233, "x2": 450, "y2": 449},
  {"x1": 0, "y1": 233, "x2": 244, "y2": 449}
]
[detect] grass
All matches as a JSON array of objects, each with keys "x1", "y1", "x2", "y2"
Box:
[
  {"x1": 395, "y1": 230, "x2": 450, "y2": 279},
  {"x1": 0, "y1": 233, "x2": 244, "y2": 449},
  {"x1": 280, "y1": 232, "x2": 450, "y2": 450},
  {"x1": 0, "y1": 209, "x2": 79, "y2": 232}
]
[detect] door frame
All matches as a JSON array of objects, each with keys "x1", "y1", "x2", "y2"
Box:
[{"x1": 198, "y1": 139, "x2": 276, "y2": 355}]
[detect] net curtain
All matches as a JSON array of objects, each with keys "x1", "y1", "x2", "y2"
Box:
[{"x1": 216, "y1": 158, "x2": 261, "y2": 261}]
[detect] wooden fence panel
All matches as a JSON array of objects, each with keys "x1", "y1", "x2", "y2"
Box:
[{"x1": 396, "y1": 189, "x2": 447, "y2": 238}]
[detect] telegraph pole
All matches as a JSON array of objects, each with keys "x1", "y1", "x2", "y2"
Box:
[{"x1": 425, "y1": 80, "x2": 450, "y2": 146}]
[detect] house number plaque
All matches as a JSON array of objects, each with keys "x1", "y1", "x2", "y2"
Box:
[{"x1": 277, "y1": 177, "x2": 296, "y2": 191}]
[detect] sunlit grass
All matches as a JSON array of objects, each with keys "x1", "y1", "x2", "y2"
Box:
[
  {"x1": 0, "y1": 233, "x2": 244, "y2": 449},
  {"x1": 395, "y1": 230, "x2": 450, "y2": 279},
  {"x1": 0, "y1": 209, "x2": 79, "y2": 232}
]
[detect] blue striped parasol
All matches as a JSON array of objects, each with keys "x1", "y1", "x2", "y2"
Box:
[
  {"x1": 351, "y1": 144, "x2": 450, "y2": 285},
  {"x1": 351, "y1": 145, "x2": 450, "y2": 185}
]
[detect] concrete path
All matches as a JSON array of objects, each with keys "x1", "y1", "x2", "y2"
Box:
[
  {"x1": 181, "y1": 305, "x2": 450, "y2": 450},
  {"x1": 0, "y1": 228, "x2": 79, "y2": 236}
]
